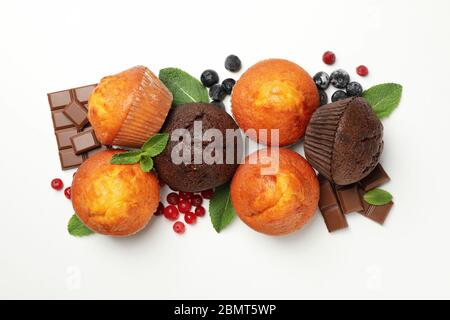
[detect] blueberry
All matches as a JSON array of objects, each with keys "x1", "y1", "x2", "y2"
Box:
[
  {"x1": 313, "y1": 72, "x2": 330, "y2": 90},
  {"x1": 330, "y1": 69, "x2": 350, "y2": 89},
  {"x1": 346, "y1": 81, "x2": 363, "y2": 97},
  {"x1": 211, "y1": 101, "x2": 225, "y2": 109},
  {"x1": 331, "y1": 90, "x2": 348, "y2": 102},
  {"x1": 221, "y1": 78, "x2": 236, "y2": 95},
  {"x1": 225, "y1": 55, "x2": 242, "y2": 72},
  {"x1": 319, "y1": 90, "x2": 328, "y2": 106},
  {"x1": 209, "y1": 84, "x2": 227, "y2": 102},
  {"x1": 201, "y1": 70, "x2": 219, "y2": 88}
]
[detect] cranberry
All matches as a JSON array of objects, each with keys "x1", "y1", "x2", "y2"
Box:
[
  {"x1": 185, "y1": 213, "x2": 197, "y2": 225},
  {"x1": 64, "y1": 187, "x2": 72, "y2": 200},
  {"x1": 173, "y1": 221, "x2": 186, "y2": 234},
  {"x1": 356, "y1": 65, "x2": 369, "y2": 77},
  {"x1": 167, "y1": 192, "x2": 180, "y2": 205},
  {"x1": 322, "y1": 51, "x2": 336, "y2": 65},
  {"x1": 195, "y1": 206, "x2": 206, "y2": 217},
  {"x1": 179, "y1": 192, "x2": 194, "y2": 200},
  {"x1": 201, "y1": 189, "x2": 214, "y2": 200},
  {"x1": 51, "y1": 178, "x2": 64, "y2": 190},
  {"x1": 178, "y1": 200, "x2": 192, "y2": 213},
  {"x1": 191, "y1": 195, "x2": 203, "y2": 207},
  {"x1": 164, "y1": 205, "x2": 179, "y2": 221},
  {"x1": 154, "y1": 202, "x2": 164, "y2": 216}
]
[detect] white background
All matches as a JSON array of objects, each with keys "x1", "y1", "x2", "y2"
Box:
[{"x1": 0, "y1": 0, "x2": 449, "y2": 300}]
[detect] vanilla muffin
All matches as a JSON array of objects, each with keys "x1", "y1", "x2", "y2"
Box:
[
  {"x1": 232, "y1": 59, "x2": 320, "y2": 146},
  {"x1": 88, "y1": 66, "x2": 172, "y2": 148},
  {"x1": 72, "y1": 150, "x2": 160, "y2": 237},
  {"x1": 231, "y1": 148, "x2": 319, "y2": 236}
]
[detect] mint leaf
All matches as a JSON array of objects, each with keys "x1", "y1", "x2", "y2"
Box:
[
  {"x1": 363, "y1": 83, "x2": 403, "y2": 119},
  {"x1": 140, "y1": 156, "x2": 154, "y2": 172},
  {"x1": 111, "y1": 151, "x2": 142, "y2": 165},
  {"x1": 209, "y1": 184, "x2": 236, "y2": 233},
  {"x1": 68, "y1": 214, "x2": 94, "y2": 237},
  {"x1": 142, "y1": 133, "x2": 169, "y2": 157},
  {"x1": 159, "y1": 68, "x2": 209, "y2": 106},
  {"x1": 363, "y1": 189, "x2": 393, "y2": 206}
]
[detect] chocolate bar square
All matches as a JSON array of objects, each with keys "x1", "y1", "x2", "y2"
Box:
[
  {"x1": 70, "y1": 129, "x2": 100, "y2": 155},
  {"x1": 335, "y1": 184, "x2": 364, "y2": 214}
]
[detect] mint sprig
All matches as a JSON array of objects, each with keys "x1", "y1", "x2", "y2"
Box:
[
  {"x1": 68, "y1": 214, "x2": 94, "y2": 237},
  {"x1": 209, "y1": 184, "x2": 236, "y2": 233},
  {"x1": 363, "y1": 188, "x2": 393, "y2": 206},
  {"x1": 111, "y1": 133, "x2": 169, "y2": 172},
  {"x1": 363, "y1": 83, "x2": 403, "y2": 119},
  {"x1": 159, "y1": 68, "x2": 209, "y2": 106}
]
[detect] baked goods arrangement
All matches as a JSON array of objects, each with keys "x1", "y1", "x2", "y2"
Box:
[{"x1": 48, "y1": 52, "x2": 402, "y2": 238}]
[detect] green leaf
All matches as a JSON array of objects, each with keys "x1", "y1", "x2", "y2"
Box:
[
  {"x1": 363, "y1": 189, "x2": 393, "y2": 206},
  {"x1": 68, "y1": 214, "x2": 94, "y2": 237},
  {"x1": 159, "y1": 68, "x2": 209, "y2": 106},
  {"x1": 363, "y1": 83, "x2": 403, "y2": 119},
  {"x1": 142, "y1": 133, "x2": 169, "y2": 157},
  {"x1": 209, "y1": 184, "x2": 236, "y2": 233},
  {"x1": 140, "y1": 156, "x2": 154, "y2": 172},
  {"x1": 111, "y1": 151, "x2": 142, "y2": 165}
]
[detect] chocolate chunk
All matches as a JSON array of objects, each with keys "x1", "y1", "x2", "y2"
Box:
[
  {"x1": 59, "y1": 148, "x2": 84, "y2": 169},
  {"x1": 52, "y1": 110, "x2": 74, "y2": 130},
  {"x1": 63, "y1": 99, "x2": 88, "y2": 129},
  {"x1": 70, "y1": 129, "x2": 100, "y2": 155},
  {"x1": 359, "y1": 164, "x2": 390, "y2": 192},
  {"x1": 318, "y1": 176, "x2": 348, "y2": 232},
  {"x1": 55, "y1": 127, "x2": 78, "y2": 150},
  {"x1": 358, "y1": 188, "x2": 393, "y2": 225},
  {"x1": 335, "y1": 184, "x2": 363, "y2": 214}
]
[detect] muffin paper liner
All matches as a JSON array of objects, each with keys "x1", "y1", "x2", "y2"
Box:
[
  {"x1": 304, "y1": 102, "x2": 348, "y2": 181},
  {"x1": 112, "y1": 66, "x2": 172, "y2": 148}
]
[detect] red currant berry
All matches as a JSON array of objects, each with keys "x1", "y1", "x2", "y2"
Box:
[
  {"x1": 64, "y1": 187, "x2": 72, "y2": 200},
  {"x1": 356, "y1": 65, "x2": 369, "y2": 77},
  {"x1": 201, "y1": 189, "x2": 214, "y2": 200},
  {"x1": 164, "y1": 205, "x2": 179, "y2": 221},
  {"x1": 322, "y1": 51, "x2": 336, "y2": 65},
  {"x1": 167, "y1": 192, "x2": 180, "y2": 205},
  {"x1": 195, "y1": 206, "x2": 206, "y2": 217},
  {"x1": 178, "y1": 200, "x2": 192, "y2": 213},
  {"x1": 51, "y1": 178, "x2": 64, "y2": 191},
  {"x1": 154, "y1": 202, "x2": 164, "y2": 216},
  {"x1": 191, "y1": 195, "x2": 203, "y2": 207},
  {"x1": 185, "y1": 213, "x2": 197, "y2": 225},
  {"x1": 173, "y1": 221, "x2": 186, "y2": 234},
  {"x1": 179, "y1": 192, "x2": 194, "y2": 200}
]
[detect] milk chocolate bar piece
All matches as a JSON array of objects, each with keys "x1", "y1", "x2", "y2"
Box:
[
  {"x1": 358, "y1": 188, "x2": 393, "y2": 225},
  {"x1": 59, "y1": 148, "x2": 84, "y2": 169},
  {"x1": 55, "y1": 127, "x2": 78, "y2": 150},
  {"x1": 63, "y1": 96, "x2": 88, "y2": 129},
  {"x1": 359, "y1": 164, "x2": 390, "y2": 192},
  {"x1": 71, "y1": 129, "x2": 100, "y2": 155},
  {"x1": 335, "y1": 184, "x2": 364, "y2": 214},
  {"x1": 318, "y1": 176, "x2": 348, "y2": 233},
  {"x1": 52, "y1": 110, "x2": 74, "y2": 130}
]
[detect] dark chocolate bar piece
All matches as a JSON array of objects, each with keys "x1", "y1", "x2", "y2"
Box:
[
  {"x1": 59, "y1": 148, "x2": 84, "y2": 169},
  {"x1": 359, "y1": 164, "x2": 390, "y2": 192},
  {"x1": 335, "y1": 184, "x2": 363, "y2": 214},
  {"x1": 71, "y1": 129, "x2": 100, "y2": 155},
  {"x1": 318, "y1": 176, "x2": 348, "y2": 233},
  {"x1": 358, "y1": 188, "x2": 393, "y2": 225}
]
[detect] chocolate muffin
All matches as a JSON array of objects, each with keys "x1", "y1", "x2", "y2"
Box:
[
  {"x1": 304, "y1": 97, "x2": 383, "y2": 186},
  {"x1": 154, "y1": 103, "x2": 242, "y2": 192}
]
